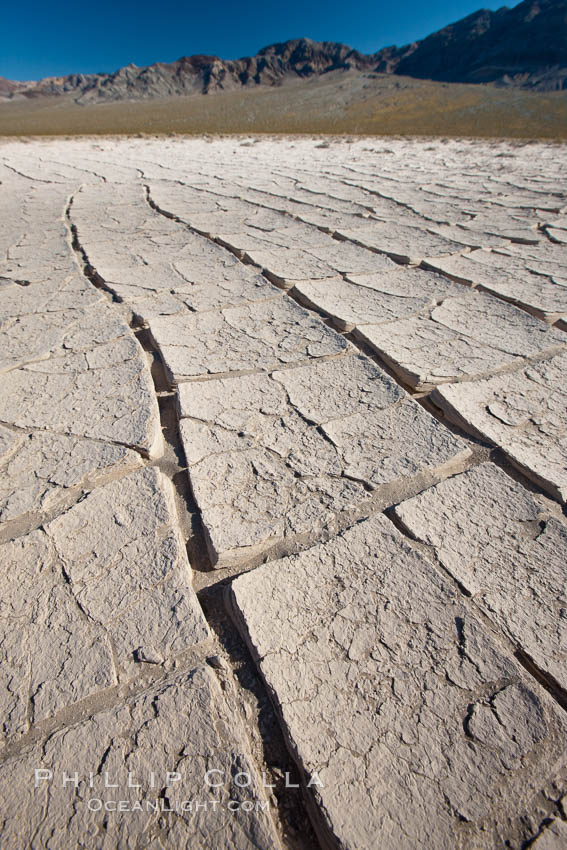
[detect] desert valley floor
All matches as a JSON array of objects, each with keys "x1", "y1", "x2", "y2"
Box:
[{"x1": 0, "y1": 135, "x2": 566, "y2": 849}]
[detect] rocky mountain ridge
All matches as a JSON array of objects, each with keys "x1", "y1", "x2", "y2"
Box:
[{"x1": 2, "y1": 0, "x2": 565, "y2": 102}]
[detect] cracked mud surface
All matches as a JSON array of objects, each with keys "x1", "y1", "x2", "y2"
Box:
[{"x1": 0, "y1": 135, "x2": 566, "y2": 849}]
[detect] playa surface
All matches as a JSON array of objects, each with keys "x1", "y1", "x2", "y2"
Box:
[{"x1": 0, "y1": 135, "x2": 566, "y2": 849}]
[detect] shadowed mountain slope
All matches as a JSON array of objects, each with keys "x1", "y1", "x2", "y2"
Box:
[{"x1": 2, "y1": 0, "x2": 566, "y2": 104}]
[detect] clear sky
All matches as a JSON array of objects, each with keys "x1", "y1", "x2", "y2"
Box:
[{"x1": 2, "y1": 0, "x2": 521, "y2": 81}]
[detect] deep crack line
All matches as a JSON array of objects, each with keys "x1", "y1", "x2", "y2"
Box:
[
  {"x1": 64, "y1": 183, "x2": 318, "y2": 850},
  {"x1": 65, "y1": 193, "x2": 124, "y2": 305},
  {"x1": 142, "y1": 176, "x2": 567, "y2": 721},
  {"x1": 148, "y1": 171, "x2": 564, "y2": 327}
]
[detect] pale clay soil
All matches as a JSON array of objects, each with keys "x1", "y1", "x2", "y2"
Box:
[{"x1": 0, "y1": 136, "x2": 566, "y2": 849}]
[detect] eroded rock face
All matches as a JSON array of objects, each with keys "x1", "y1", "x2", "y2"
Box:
[
  {"x1": 229, "y1": 513, "x2": 567, "y2": 850},
  {"x1": 8, "y1": 0, "x2": 567, "y2": 105},
  {"x1": 0, "y1": 667, "x2": 280, "y2": 850},
  {"x1": 395, "y1": 463, "x2": 567, "y2": 689}
]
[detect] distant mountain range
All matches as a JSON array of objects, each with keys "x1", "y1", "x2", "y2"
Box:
[{"x1": 2, "y1": 0, "x2": 566, "y2": 103}]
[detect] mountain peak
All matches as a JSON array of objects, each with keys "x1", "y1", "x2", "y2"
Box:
[{"x1": 2, "y1": 0, "x2": 565, "y2": 103}]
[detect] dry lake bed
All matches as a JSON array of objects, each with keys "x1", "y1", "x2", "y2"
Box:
[{"x1": 0, "y1": 135, "x2": 566, "y2": 849}]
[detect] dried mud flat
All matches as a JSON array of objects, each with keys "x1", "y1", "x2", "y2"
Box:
[{"x1": 0, "y1": 135, "x2": 566, "y2": 849}]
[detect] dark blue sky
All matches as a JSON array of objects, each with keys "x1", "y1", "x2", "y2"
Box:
[{"x1": 2, "y1": 0, "x2": 520, "y2": 81}]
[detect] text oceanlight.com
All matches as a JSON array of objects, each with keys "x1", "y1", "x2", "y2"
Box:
[{"x1": 33, "y1": 768, "x2": 324, "y2": 813}]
